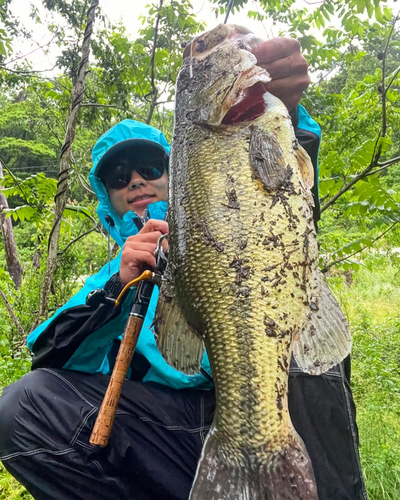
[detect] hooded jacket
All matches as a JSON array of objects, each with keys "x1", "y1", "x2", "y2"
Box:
[{"x1": 27, "y1": 109, "x2": 321, "y2": 390}]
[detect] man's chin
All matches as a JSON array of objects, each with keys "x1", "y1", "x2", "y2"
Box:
[{"x1": 126, "y1": 198, "x2": 157, "y2": 217}]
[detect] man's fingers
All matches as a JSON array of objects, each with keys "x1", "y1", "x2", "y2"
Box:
[
  {"x1": 265, "y1": 73, "x2": 311, "y2": 99},
  {"x1": 275, "y1": 91, "x2": 306, "y2": 112},
  {"x1": 251, "y1": 37, "x2": 301, "y2": 65},
  {"x1": 124, "y1": 242, "x2": 159, "y2": 255},
  {"x1": 121, "y1": 248, "x2": 156, "y2": 272},
  {"x1": 138, "y1": 219, "x2": 168, "y2": 235},
  {"x1": 125, "y1": 229, "x2": 167, "y2": 247},
  {"x1": 260, "y1": 54, "x2": 308, "y2": 81}
]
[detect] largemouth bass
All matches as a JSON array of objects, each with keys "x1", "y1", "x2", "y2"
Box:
[{"x1": 154, "y1": 24, "x2": 351, "y2": 500}]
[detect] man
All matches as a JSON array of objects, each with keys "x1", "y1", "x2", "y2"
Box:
[{"x1": 0, "y1": 37, "x2": 366, "y2": 500}]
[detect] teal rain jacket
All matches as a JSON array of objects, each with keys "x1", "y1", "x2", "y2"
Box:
[{"x1": 27, "y1": 110, "x2": 321, "y2": 390}]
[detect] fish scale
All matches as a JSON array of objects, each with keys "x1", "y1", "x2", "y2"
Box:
[
  {"x1": 155, "y1": 24, "x2": 351, "y2": 500},
  {"x1": 172, "y1": 119, "x2": 312, "y2": 454}
]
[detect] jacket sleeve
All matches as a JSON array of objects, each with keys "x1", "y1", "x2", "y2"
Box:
[
  {"x1": 30, "y1": 291, "x2": 121, "y2": 371},
  {"x1": 27, "y1": 255, "x2": 136, "y2": 375},
  {"x1": 290, "y1": 104, "x2": 321, "y2": 223}
]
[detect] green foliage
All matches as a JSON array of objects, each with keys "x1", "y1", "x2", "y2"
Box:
[
  {"x1": 330, "y1": 258, "x2": 400, "y2": 499},
  {"x1": 0, "y1": 464, "x2": 32, "y2": 500},
  {"x1": 0, "y1": 0, "x2": 400, "y2": 497}
]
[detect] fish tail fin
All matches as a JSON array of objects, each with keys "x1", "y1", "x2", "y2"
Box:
[{"x1": 190, "y1": 426, "x2": 318, "y2": 500}]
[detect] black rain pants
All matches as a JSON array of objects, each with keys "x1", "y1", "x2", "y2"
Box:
[{"x1": 0, "y1": 359, "x2": 367, "y2": 500}]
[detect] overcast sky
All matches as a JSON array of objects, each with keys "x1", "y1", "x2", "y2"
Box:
[
  {"x1": 5, "y1": 0, "x2": 297, "y2": 73},
  {"x1": 5, "y1": 0, "x2": 399, "y2": 74}
]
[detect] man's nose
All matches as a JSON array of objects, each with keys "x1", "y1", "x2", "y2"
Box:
[{"x1": 128, "y1": 170, "x2": 147, "y2": 189}]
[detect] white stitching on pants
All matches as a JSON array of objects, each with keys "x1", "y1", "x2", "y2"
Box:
[
  {"x1": 339, "y1": 363, "x2": 368, "y2": 500},
  {"x1": 42, "y1": 369, "x2": 95, "y2": 408},
  {"x1": 289, "y1": 367, "x2": 343, "y2": 378},
  {"x1": 70, "y1": 407, "x2": 98, "y2": 446},
  {"x1": 0, "y1": 447, "x2": 75, "y2": 462},
  {"x1": 92, "y1": 459, "x2": 131, "y2": 499},
  {"x1": 200, "y1": 395, "x2": 205, "y2": 444},
  {"x1": 132, "y1": 415, "x2": 211, "y2": 434},
  {"x1": 76, "y1": 439, "x2": 98, "y2": 452}
]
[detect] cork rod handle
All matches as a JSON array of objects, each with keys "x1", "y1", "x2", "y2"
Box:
[{"x1": 89, "y1": 314, "x2": 143, "y2": 447}]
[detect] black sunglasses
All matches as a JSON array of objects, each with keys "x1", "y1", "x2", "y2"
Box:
[{"x1": 101, "y1": 152, "x2": 169, "y2": 190}]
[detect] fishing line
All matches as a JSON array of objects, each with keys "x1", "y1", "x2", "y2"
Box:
[
  {"x1": 189, "y1": 40, "x2": 193, "y2": 78},
  {"x1": 224, "y1": 0, "x2": 235, "y2": 24}
]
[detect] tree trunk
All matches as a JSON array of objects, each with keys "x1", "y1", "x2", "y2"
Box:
[
  {"x1": 0, "y1": 160, "x2": 23, "y2": 289},
  {"x1": 0, "y1": 288, "x2": 25, "y2": 338},
  {"x1": 37, "y1": 0, "x2": 99, "y2": 321}
]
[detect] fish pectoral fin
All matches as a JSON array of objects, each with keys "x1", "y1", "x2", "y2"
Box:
[
  {"x1": 249, "y1": 128, "x2": 291, "y2": 190},
  {"x1": 154, "y1": 285, "x2": 205, "y2": 375},
  {"x1": 293, "y1": 273, "x2": 352, "y2": 375},
  {"x1": 296, "y1": 145, "x2": 314, "y2": 190}
]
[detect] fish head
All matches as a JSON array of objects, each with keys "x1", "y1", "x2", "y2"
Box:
[{"x1": 180, "y1": 24, "x2": 271, "y2": 127}]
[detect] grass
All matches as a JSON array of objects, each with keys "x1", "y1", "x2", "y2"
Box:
[
  {"x1": 0, "y1": 258, "x2": 399, "y2": 499},
  {"x1": 331, "y1": 258, "x2": 400, "y2": 500},
  {"x1": 0, "y1": 464, "x2": 32, "y2": 500}
]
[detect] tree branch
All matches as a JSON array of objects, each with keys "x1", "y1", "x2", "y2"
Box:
[
  {"x1": 2, "y1": 33, "x2": 59, "y2": 66},
  {"x1": 321, "y1": 222, "x2": 399, "y2": 273},
  {"x1": 38, "y1": 0, "x2": 99, "y2": 321},
  {"x1": 380, "y1": 11, "x2": 398, "y2": 137},
  {"x1": 81, "y1": 102, "x2": 120, "y2": 108},
  {"x1": 146, "y1": 0, "x2": 163, "y2": 125},
  {"x1": 321, "y1": 136, "x2": 383, "y2": 213},
  {"x1": 58, "y1": 224, "x2": 98, "y2": 256},
  {"x1": 321, "y1": 15, "x2": 399, "y2": 214},
  {"x1": 384, "y1": 65, "x2": 400, "y2": 95},
  {"x1": 365, "y1": 156, "x2": 400, "y2": 177},
  {"x1": 0, "y1": 288, "x2": 25, "y2": 337},
  {"x1": 64, "y1": 205, "x2": 97, "y2": 224},
  {"x1": 0, "y1": 160, "x2": 22, "y2": 289},
  {"x1": 377, "y1": 155, "x2": 400, "y2": 168},
  {"x1": 77, "y1": 171, "x2": 95, "y2": 194},
  {"x1": 0, "y1": 64, "x2": 58, "y2": 74},
  {"x1": 0, "y1": 156, "x2": 31, "y2": 207}
]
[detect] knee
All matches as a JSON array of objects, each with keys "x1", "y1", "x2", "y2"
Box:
[{"x1": 0, "y1": 370, "x2": 49, "y2": 457}]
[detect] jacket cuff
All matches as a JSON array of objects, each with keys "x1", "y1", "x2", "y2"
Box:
[
  {"x1": 289, "y1": 105, "x2": 299, "y2": 129},
  {"x1": 104, "y1": 273, "x2": 126, "y2": 298}
]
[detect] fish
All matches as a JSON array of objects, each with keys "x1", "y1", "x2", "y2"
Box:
[{"x1": 154, "y1": 24, "x2": 351, "y2": 500}]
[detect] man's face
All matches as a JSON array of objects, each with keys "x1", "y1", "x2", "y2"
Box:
[
  {"x1": 101, "y1": 147, "x2": 169, "y2": 218},
  {"x1": 108, "y1": 168, "x2": 168, "y2": 218}
]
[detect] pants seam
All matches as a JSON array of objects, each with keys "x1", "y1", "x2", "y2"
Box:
[
  {"x1": 135, "y1": 415, "x2": 211, "y2": 434},
  {"x1": 92, "y1": 459, "x2": 131, "y2": 499},
  {"x1": 76, "y1": 439, "x2": 98, "y2": 452},
  {"x1": 200, "y1": 394, "x2": 205, "y2": 444},
  {"x1": 0, "y1": 447, "x2": 75, "y2": 462},
  {"x1": 41, "y1": 368, "x2": 95, "y2": 408},
  {"x1": 339, "y1": 362, "x2": 368, "y2": 499},
  {"x1": 289, "y1": 368, "x2": 342, "y2": 378},
  {"x1": 70, "y1": 407, "x2": 98, "y2": 446}
]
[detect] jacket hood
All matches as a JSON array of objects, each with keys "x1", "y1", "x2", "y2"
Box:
[{"x1": 89, "y1": 119, "x2": 170, "y2": 246}]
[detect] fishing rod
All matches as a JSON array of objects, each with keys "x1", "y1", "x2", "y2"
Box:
[
  {"x1": 224, "y1": 0, "x2": 235, "y2": 24},
  {"x1": 90, "y1": 216, "x2": 168, "y2": 448}
]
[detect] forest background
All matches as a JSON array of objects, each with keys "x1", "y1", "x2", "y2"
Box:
[{"x1": 0, "y1": 0, "x2": 399, "y2": 498}]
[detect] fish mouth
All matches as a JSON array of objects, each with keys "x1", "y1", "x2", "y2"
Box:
[{"x1": 222, "y1": 81, "x2": 268, "y2": 125}]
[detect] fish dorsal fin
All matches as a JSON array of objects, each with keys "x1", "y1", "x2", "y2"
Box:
[
  {"x1": 296, "y1": 145, "x2": 314, "y2": 190},
  {"x1": 249, "y1": 129, "x2": 290, "y2": 190},
  {"x1": 154, "y1": 282, "x2": 205, "y2": 375},
  {"x1": 292, "y1": 272, "x2": 352, "y2": 375}
]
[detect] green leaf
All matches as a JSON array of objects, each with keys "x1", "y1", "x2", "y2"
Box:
[
  {"x1": 383, "y1": 6, "x2": 392, "y2": 20},
  {"x1": 376, "y1": 136, "x2": 393, "y2": 155},
  {"x1": 386, "y1": 89, "x2": 398, "y2": 103},
  {"x1": 374, "y1": 4, "x2": 384, "y2": 23}
]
